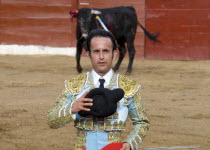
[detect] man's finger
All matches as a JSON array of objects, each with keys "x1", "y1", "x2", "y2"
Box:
[
  {"x1": 83, "y1": 98, "x2": 93, "y2": 102},
  {"x1": 83, "y1": 102, "x2": 93, "y2": 106},
  {"x1": 81, "y1": 107, "x2": 91, "y2": 111},
  {"x1": 120, "y1": 143, "x2": 130, "y2": 150}
]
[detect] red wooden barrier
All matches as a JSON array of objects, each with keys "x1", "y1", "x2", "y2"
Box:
[
  {"x1": 145, "y1": 0, "x2": 210, "y2": 60},
  {"x1": 0, "y1": 0, "x2": 78, "y2": 47}
]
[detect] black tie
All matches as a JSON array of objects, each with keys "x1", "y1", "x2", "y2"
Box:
[{"x1": 99, "y1": 79, "x2": 105, "y2": 88}]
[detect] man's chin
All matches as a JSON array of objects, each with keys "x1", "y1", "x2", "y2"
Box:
[
  {"x1": 97, "y1": 68, "x2": 109, "y2": 74},
  {"x1": 98, "y1": 69, "x2": 107, "y2": 73}
]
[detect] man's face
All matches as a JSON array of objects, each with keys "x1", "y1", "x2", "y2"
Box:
[{"x1": 87, "y1": 36, "x2": 117, "y2": 76}]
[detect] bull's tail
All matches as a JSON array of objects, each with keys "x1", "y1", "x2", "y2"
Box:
[{"x1": 138, "y1": 21, "x2": 160, "y2": 43}]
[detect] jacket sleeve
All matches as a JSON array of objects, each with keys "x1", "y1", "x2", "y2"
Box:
[
  {"x1": 46, "y1": 88, "x2": 76, "y2": 129},
  {"x1": 125, "y1": 89, "x2": 150, "y2": 150}
]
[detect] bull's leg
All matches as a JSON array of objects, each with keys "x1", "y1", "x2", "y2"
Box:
[
  {"x1": 126, "y1": 41, "x2": 136, "y2": 75},
  {"x1": 113, "y1": 41, "x2": 126, "y2": 72},
  {"x1": 76, "y1": 40, "x2": 83, "y2": 73}
]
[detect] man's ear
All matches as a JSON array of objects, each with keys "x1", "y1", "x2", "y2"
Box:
[
  {"x1": 86, "y1": 51, "x2": 91, "y2": 58},
  {"x1": 113, "y1": 50, "x2": 118, "y2": 60}
]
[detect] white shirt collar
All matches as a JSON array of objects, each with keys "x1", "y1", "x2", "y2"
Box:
[{"x1": 91, "y1": 69, "x2": 114, "y2": 88}]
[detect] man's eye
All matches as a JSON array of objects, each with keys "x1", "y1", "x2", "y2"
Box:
[
  {"x1": 104, "y1": 50, "x2": 110, "y2": 53},
  {"x1": 93, "y1": 50, "x2": 99, "y2": 53}
]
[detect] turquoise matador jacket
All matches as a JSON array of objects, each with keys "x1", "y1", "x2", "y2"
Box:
[{"x1": 47, "y1": 72, "x2": 150, "y2": 150}]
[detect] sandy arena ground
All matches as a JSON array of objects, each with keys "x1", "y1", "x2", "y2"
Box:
[{"x1": 0, "y1": 55, "x2": 209, "y2": 150}]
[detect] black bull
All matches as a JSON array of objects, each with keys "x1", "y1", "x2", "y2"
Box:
[{"x1": 70, "y1": 6, "x2": 160, "y2": 74}]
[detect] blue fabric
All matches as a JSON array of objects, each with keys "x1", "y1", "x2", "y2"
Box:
[{"x1": 86, "y1": 131, "x2": 108, "y2": 150}]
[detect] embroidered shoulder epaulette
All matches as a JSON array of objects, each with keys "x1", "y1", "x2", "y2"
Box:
[
  {"x1": 65, "y1": 73, "x2": 87, "y2": 94},
  {"x1": 118, "y1": 75, "x2": 140, "y2": 98}
]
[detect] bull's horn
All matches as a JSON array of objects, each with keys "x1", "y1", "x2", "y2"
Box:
[{"x1": 91, "y1": 10, "x2": 101, "y2": 15}]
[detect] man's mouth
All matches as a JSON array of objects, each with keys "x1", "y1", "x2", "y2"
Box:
[{"x1": 98, "y1": 62, "x2": 106, "y2": 65}]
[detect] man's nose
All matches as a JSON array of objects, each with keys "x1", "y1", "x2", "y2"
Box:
[{"x1": 99, "y1": 51, "x2": 104, "y2": 59}]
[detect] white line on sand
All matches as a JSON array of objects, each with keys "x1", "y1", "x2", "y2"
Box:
[{"x1": 0, "y1": 44, "x2": 76, "y2": 56}]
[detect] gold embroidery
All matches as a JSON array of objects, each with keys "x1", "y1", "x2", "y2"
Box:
[
  {"x1": 74, "y1": 129, "x2": 86, "y2": 150},
  {"x1": 98, "y1": 122, "x2": 105, "y2": 131},
  {"x1": 119, "y1": 121, "x2": 124, "y2": 129},
  {"x1": 131, "y1": 140, "x2": 137, "y2": 149},
  {"x1": 105, "y1": 121, "x2": 112, "y2": 130},
  {"x1": 74, "y1": 118, "x2": 80, "y2": 127},
  {"x1": 106, "y1": 115, "x2": 113, "y2": 119},
  {"x1": 108, "y1": 131, "x2": 121, "y2": 141},
  {"x1": 92, "y1": 122, "x2": 97, "y2": 131},
  {"x1": 77, "y1": 129, "x2": 87, "y2": 137},
  {"x1": 118, "y1": 75, "x2": 140, "y2": 98},
  {"x1": 108, "y1": 132, "x2": 114, "y2": 140},
  {"x1": 113, "y1": 112, "x2": 118, "y2": 119},
  {"x1": 113, "y1": 121, "x2": 119, "y2": 130},
  {"x1": 134, "y1": 92, "x2": 141, "y2": 104},
  {"x1": 65, "y1": 73, "x2": 86, "y2": 94},
  {"x1": 74, "y1": 119, "x2": 126, "y2": 131},
  {"x1": 86, "y1": 120, "x2": 93, "y2": 130},
  {"x1": 124, "y1": 99, "x2": 128, "y2": 105},
  {"x1": 134, "y1": 136, "x2": 141, "y2": 145},
  {"x1": 80, "y1": 119, "x2": 85, "y2": 128},
  {"x1": 74, "y1": 140, "x2": 86, "y2": 150}
]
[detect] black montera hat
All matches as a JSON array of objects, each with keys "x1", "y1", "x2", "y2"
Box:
[{"x1": 78, "y1": 88, "x2": 124, "y2": 117}]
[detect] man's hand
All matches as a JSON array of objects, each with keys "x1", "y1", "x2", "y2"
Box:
[
  {"x1": 71, "y1": 91, "x2": 93, "y2": 113},
  {"x1": 120, "y1": 142, "x2": 131, "y2": 150}
]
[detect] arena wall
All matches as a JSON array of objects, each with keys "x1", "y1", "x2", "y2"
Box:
[
  {"x1": 0, "y1": 0, "x2": 146, "y2": 57},
  {"x1": 0, "y1": 0, "x2": 77, "y2": 55},
  {"x1": 0, "y1": 0, "x2": 209, "y2": 59},
  {"x1": 145, "y1": 0, "x2": 210, "y2": 60}
]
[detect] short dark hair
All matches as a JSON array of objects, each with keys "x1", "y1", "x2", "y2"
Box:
[{"x1": 84, "y1": 29, "x2": 117, "y2": 52}]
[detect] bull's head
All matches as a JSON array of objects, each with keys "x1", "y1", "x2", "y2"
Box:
[{"x1": 70, "y1": 8, "x2": 101, "y2": 39}]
